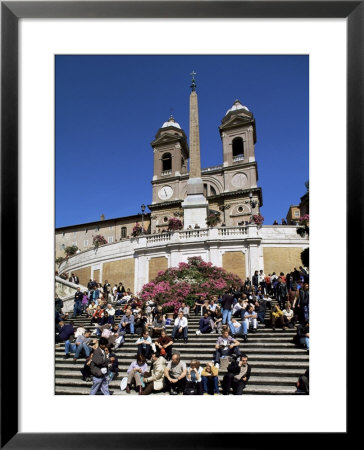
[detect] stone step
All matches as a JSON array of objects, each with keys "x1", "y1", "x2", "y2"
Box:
[
  {"x1": 56, "y1": 341, "x2": 307, "y2": 355},
  {"x1": 56, "y1": 355, "x2": 309, "y2": 366},
  {"x1": 55, "y1": 374, "x2": 296, "y2": 388},
  {"x1": 55, "y1": 359, "x2": 308, "y2": 375},
  {"x1": 56, "y1": 367, "x2": 304, "y2": 378},
  {"x1": 55, "y1": 384, "x2": 297, "y2": 395}
]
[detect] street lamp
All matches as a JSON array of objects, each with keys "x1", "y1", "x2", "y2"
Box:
[{"x1": 141, "y1": 204, "x2": 146, "y2": 234}]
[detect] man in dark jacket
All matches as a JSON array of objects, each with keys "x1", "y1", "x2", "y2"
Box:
[
  {"x1": 73, "y1": 287, "x2": 83, "y2": 317},
  {"x1": 56, "y1": 321, "x2": 74, "y2": 343},
  {"x1": 297, "y1": 283, "x2": 309, "y2": 322},
  {"x1": 276, "y1": 277, "x2": 288, "y2": 309},
  {"x1": 90, "y1": 337, "x2": 110, "y2": 395},
  {"x1": 221, "y1": 290, "x2": 234, "y2": 324},
  {"x1": 222, "y1": 354, "x2": 251, "y2": 395}
]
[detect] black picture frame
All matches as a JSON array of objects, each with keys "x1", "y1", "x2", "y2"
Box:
[{"x1": 1, "y1": 1, "x2": 358, "y2": 448}]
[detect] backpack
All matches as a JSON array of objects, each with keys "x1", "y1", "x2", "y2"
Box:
[{"x1": 183, "y1": 382, "x2": 198, "y2": 395}]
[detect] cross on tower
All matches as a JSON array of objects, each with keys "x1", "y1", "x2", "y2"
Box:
[{"x1": 190, "y1": 70, "x2": 197, "y2": 91}]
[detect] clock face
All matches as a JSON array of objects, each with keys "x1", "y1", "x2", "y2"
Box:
[{"x1": 158, "y1": 185, "x2": 173, "y2": 200}]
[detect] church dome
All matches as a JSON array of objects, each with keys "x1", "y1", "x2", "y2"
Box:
[
  {"x1": 225, "y1": 99, "x2": 249, "y2": 115},
  {"x1": 161, "y1": 115, "x2": 181, "y2": 129}
]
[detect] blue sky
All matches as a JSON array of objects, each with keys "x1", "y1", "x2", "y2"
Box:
[{"x1": 56, "y1": 55, "x2": 308, "y2": 228}]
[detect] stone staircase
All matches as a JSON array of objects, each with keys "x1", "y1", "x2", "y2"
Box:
[{"x1": 55, "y1": 304, "x2": 308, "y2": 395}]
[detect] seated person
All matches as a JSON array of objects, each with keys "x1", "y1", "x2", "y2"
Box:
[
  {"x1": 222, "y1": 354, "x2": 251, "y2": 395},
  {"x1": 184, "y1": 359, "x2": 203, "y2": 395},
  {"x1": 243, "y1": 305, "x2": 258, "y2": 333},
  {"x1": 193, "y1": 296, "x2": 205, "y2": 316},
  {"x1": 295, "y1": 368, "x2": 309, "y2": 394},
  {"x1": 108, "y1": 323, "x2": 124, "y2": 349},
  {"x1": 135, "y1": 330, "x2": 153, "y2": 360},
  {"x1": 90, "y1": 305, "x2": 104, "y2": 325},
  {"x1": 178, "y1": 302, "x2": 190, "y2": 318},
  {"x1": 149, "y1": 314, "x2": 165, "y2": 338},
  {"x1": 295, "y1": 320, "x2": 309, "y2": 353},
  {"x1": 72, "y1": 329, "x2": 94, "y2": 361},
  {"x1": 213, "y1": 329, "x2": 241, "y2": 368},
  {"x1": 232, "y1": 299, "x2": 244, "y2": 318},
  {"x1": 254, "y1": 299, "x2": 267, "y2": 323},
  {"x1": 201, "y1": 362, "x2": 219, "y2": 395},
  {"x1": 56, "y1": 320, "x2": 75, "y2": 345},
  {"x1": 228, "y1": 318, "x2": 248, "y2": 342},
  {"x1": 141, "y1": 352, "x2": 167, "y2": 395},
  {"x1": 118, "y1": 309, "x2": 135, "y2": 335},
  {"x1": 164, "y1": 352, "x2": 187, "y2": 395},
  {"x1": 207, "y1": 299, "x2": 218, "y2": 319},
  {"x1": 107, "y1": 351, "x2": 119, "y2": 381},
  {"x1": 271, "y1": 304, "x2": 284, "y2": 331},
  {"x1": 171, "y1": 311, "x2": 188, "y2": 343},
  {"x1": 196, "y1": 312, "x2": 212, "y2": 335},
  {"x1": 86, "y1": 301, "x2": 96, "y2": 317},
  {"x1": 282, "y1": 303, "x2": 294, "y2": 329},
  {"x1": 80, "y1": 354, "x2": 93, "y2": 382},
  {"x1": 126, "y1": 354, "x2": 148, "y2": 394},
  {"x1": 134, "y1": 312, "x2": 148, "y2": 336},
  {"x1": 211, "y1": 310, "x2": 223, "y2": 334},
  {"x1": 202, "y1": 300, "x2": 210, "y2": 316},
  {"x1": 155, "y1": 330, "x2": 173, "y2": 361}
]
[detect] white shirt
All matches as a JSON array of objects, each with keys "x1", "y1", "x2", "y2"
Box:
[{"x1": 174, "y1": 317, "x2": 188, "y2": 328}]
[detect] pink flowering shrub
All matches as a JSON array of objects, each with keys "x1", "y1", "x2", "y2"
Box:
[
  {"x1": 139, "y1": 256, "x2": 243, "y2": 312},
  {"x1": 299, "y1": 214, "x2": 310, "y2": 225},
  {"x1": 132, "y1": 222, "x2": 147, "y2": 237},
  {"x1": 252, "y1": 214, "x2": 264, "y2": 225}
]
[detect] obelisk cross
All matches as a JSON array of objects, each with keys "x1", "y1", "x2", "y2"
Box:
[{"x1": 190, "y1": 70, "x2": 197, "y2": 91}]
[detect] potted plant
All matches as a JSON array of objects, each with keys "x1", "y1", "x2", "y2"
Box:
[
  {"x1": 64, "y1": 245, "x2": 78, "y2": 257},
  {"x1": 131, "y1": 222, "x2": 146, "y2": 237},
  {"x1": 252, "y1": 214, "x2": 264, "y2": 226},
  {"x1": 162, "y1": 304, "x2": 175, "y2": 319},
  {"x1": 168, "y1": 217, "x2": 183, "y2": 231},
  {"x1": 92, "y1": 234, "x2": 107, "y2": 248},
  {"x1": 205, "y1": 212, "x2": 221, "y2": 227},
  {"x1": 297, "y1": 214, "x2": 310, "y2": 237},
  {"x1": 55, "y1": 256, "x2": 65, "y2": 266}
]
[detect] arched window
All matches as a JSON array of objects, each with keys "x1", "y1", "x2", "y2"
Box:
[
  {"x1": 210, "y1": 186, "x2": 216, "y2": 196},
  {"x1": 203, "y1": 184, "x2": 208, "y2": 196},
  {"x1": 162, "y1": 153, "x2": 172, "y2": 172},
  {"x1": 232, "y1": 137, "x2": 244, "y2": 160}
]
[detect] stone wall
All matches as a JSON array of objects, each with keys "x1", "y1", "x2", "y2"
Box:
[
  {"x1": 263, "y1": 247, "x2": 305, "y2": 274},
  {"x1": 222, "y1": 251, "x2": 246, "y2": 281},
  {"x1": 149, "y1": 256, "x2": 168, "y2": 281},
  {"x1": 72, "y1": 266, "x2": 91, "y2": 287},
  {"x1": 103, "y1": 259, "x2": 135, "y2": 291}
]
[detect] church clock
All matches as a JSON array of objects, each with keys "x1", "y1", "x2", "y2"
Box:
[{"x1": 158, "y1": 185, "x2": 173, "y2": 200}]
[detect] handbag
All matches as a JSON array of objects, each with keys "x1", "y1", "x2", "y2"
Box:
[{"x1": 120, "y1": 376, "x2": 128, "y2": 391}]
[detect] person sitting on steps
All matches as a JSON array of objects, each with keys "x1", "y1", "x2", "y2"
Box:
[
  {"x1": 222, "y1": 353, "x2": 251, "y2": 395},
  {"x1": 164, "y1": 352, "x2": 187, "y2": 395},
  {"x1": 171, "y1": 311, "x2": 188, "y2": 343},
  {"x1": 213, "y1": 329, "x2": 241, "y2": 369}
]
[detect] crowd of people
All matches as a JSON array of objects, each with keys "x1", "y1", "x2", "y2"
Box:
[{"x1": 55, "y1": 266, "x2": 309, "y2": 395}]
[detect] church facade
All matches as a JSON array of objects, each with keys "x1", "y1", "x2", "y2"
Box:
[{"x1": 149, "y1": 99, "x2": 262, "y2": 233}]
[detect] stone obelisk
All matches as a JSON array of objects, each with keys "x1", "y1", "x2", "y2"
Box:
[{"x1": 182, "y1": 71, "x2": 208, "y2": 229}]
